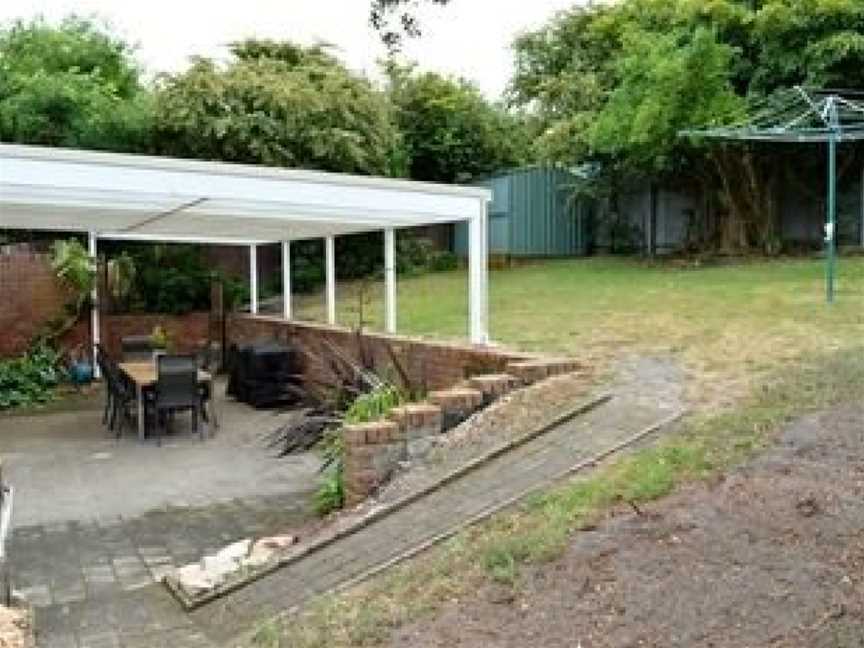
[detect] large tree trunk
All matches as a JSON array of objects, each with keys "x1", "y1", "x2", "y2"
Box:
[{"x1": 710, "y1": 144, "x2": 780, "y2": 253}]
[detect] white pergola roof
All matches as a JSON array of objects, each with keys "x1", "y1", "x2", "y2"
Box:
[
  {"x1": 0, "y1": 144, "x2": 490, "y2": 244},
  {"x1": 0, "y1": 143, "x2": 491, "y2": 345}
]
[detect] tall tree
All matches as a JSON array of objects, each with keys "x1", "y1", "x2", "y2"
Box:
[
  {"x1": 508, "y1": 0, "x2": 864, "y2": 252},
  {"x1": 387, "y1": 63, "x2": 525, "y2": 183},
  {"x1": 0, "y1": 16, "x2": 152, "y2": 151},
  {"x1": 370, "y1": 0, "x2": 450, "y2": 51},
  {"x1": 152, "y1": 39, "x2": 400, "y2": 176}
]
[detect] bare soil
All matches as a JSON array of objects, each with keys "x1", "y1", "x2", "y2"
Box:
[{"x1": 386, "y1": 403, "x2": 864, "y2": 648}]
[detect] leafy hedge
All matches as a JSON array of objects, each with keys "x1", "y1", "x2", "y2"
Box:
[{"x1": 0, "y1": 343, "x2": 63, "y2": 410}]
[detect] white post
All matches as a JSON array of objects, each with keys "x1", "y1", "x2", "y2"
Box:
[
  {"x1": 325, "y1": 236, "x2": 336, "y2": 325},
  {"x1": 468, "y1": 201, "x2": 490, "y2": 344},
  {"x1": 88, "y1": 231, "x2": 100, "y2": 379},
  {"x1": 249, "y1": 244, "x2": 258, "y2": 315},
  {"x1": 281, "y1": 240, "x2": 292, "y2": 320},
  {"x1": 384, "y1": 228, "x2": 397, "y2": 334},
  {"x1": 481, "y1": 199, "x2": 490, "y2": 341}
]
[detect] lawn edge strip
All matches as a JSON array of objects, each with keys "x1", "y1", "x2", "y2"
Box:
[{"x1": 167, "y1": 389, "x2": 611, "y2": 611}]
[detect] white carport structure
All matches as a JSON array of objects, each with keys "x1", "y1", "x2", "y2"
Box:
[{"x1": 0, "y1": 144, "x2": 491, "y2": 375}]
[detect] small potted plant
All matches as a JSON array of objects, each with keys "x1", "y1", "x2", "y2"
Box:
[
  {"x1": 67, "y1": 344, "x2": 93, "y2": 387},
  {"x1": 150, "y1": 325, "x2": 171, "y2": 361}
]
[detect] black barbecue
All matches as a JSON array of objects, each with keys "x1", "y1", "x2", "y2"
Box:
[{"x1": 226, "y1": 342, "x2": 303, "y2": 408}]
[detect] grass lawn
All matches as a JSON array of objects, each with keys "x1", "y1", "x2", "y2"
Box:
[{"x1": 295, "y1": 256, "x2": 864, "y2": 409}]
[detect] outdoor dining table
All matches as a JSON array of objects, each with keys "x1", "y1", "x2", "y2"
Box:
[{"x1": 118, "y1": 362, "x2": 219, "y2": 441}]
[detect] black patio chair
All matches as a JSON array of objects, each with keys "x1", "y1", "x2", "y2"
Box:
[
  {"x1": 103, "y1": 360, "x2": 139, "y2": 439},
  {"x1": 121, "y1": 335, "x2": 154, "y2": 363},
  {"x1": 95, "y1": 344, "x2": 113, "y2": 427},
  {"x1": 153, "y1": 355, "x2": 202, "y2": 445}
]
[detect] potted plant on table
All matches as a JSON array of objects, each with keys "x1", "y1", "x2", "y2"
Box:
[{"x1": 149, "y1": 326, "x2": 171, "y2": 361}]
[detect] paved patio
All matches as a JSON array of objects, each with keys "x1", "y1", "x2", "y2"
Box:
[
  {"x1": 1, "y1": 381, "x2": 319, "y2": 528},
  {"x1": 0, "y1": 358, "x2": 684, "y2": 647},
  {"x1": 0, "y1": 381, "x2": 320, "y2": 647}
]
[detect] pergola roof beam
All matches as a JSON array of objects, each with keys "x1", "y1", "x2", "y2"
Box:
[{"x1": 122, "y1": 197, "x2": 208, "y2": 233}]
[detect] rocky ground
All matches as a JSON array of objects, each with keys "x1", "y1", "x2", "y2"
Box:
[
  {"x1": 0, "y1": 605, "x2": 31, "y2": 648},
  {"x1": 386, "y1": 402, "x2": 864, "y2": 648}
]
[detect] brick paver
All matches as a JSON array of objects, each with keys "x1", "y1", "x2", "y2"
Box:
[{"x1": 16, "y1": 494, "x2": 311, "y2": 648}]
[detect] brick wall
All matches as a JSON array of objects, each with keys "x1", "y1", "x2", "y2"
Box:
[
  {"x1": 96, "y1": 313, "x2": 211, "y2": 359},
  {"x1": 0, "y1": 251, "x2": 211, "y2": 359},
  {"x1": 228, "y1": 314, "x2": 528, "y2": 392},
  {"x1": 0, "y1": 252, "x2": 74, "y2": 357}
]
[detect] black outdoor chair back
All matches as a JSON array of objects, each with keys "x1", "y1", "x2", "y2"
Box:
[
  {"x1": 155, "y1": 355, "x2": 198, "y2": 409},
  {"x1": 121, "y1": 335, "x2": 154, "y2": 363},
  {"x1": 96, "y1": 344, "x2": 137, "y2": 437},
  {"x1": 95, "y1": 343, "x2": 112, "y2": 377}
]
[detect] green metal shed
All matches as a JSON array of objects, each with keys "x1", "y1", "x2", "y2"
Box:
[{"x1": 454, "y1": 166, "x2": 590, "y2": 258}]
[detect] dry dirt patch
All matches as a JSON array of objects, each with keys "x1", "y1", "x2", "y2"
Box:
[{"x1": 387, "y1": 403, "x2": 864, "y2": 648}]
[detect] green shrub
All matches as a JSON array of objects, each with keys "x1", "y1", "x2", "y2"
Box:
[
  {"x1": 0, "y1": 343, "x2": 63, "y2": 410},
  {"x1": 396, "y1": 236, "x2": 435, "y2": 276},
  {"x1": 314, "y1": 466, "x2": 345, "y2": 516},
  {"x1": 313, "y1": 385, "x2": 403, "y2": 517},
  {"x1": 50, "y1": 239, "x2": 95, "y2": 295},
  {"x1": 314, "y1": 429, "x2": 345, "y2": 515},
  {"x1": 429, "y1": 250, "x2": 458, "y2": 272},
  {"x1": 344, "y1": 385, "x2": 404, "y2": 424}
]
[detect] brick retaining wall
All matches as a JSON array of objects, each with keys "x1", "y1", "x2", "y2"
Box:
[{"x1": 228, "y1": 314, "x2": 529, "y2": 393}]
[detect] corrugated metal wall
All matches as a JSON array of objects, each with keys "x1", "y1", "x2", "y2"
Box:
[{"x1": 455, "y1": 167, "x2": 588, "y2": 257}]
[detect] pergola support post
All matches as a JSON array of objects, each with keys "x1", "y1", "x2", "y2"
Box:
[
  {"x1": 88, "y1": 231, "x2": 100, "y2": 379},
  {"x1": 384, "y1": 228, "x2": 396, "y2": 334},
  {"x1": 249, "y1": 244, "x2": 258, "y2": 315},
  {"x1": 325, "y1": 236, "x2": 336, "y2": 325},
  {"x1": 468, "y1": 202, "x2": 489, "y2": 345},
  {"x1": 281, "y1": 240, "x2": 292, "y2": 320}
]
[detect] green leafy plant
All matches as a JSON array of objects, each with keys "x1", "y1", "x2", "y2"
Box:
[
  {"x1": 428, "y1": 250, "x2": 458, "y2": 272},
  {"x1": 107, "y1": 252, "x2": 136, "y2": 304},
  {"x1": 314, "y1": 429, "x2": 345, "y2": 516},
  {"x1": 314, "y1": 467, "x2": 345, "y2": 516},
  {"x1": 343, "y1": 384, "x2": 404, "y2": 424},
  {"x1": 0, "y1": 342, "x2": 63, "y2": 410},
  {"x1": 313, "y1": 384, "x2": 403, "y2": 516},
  {"x1": 149, "y1": 325, "x2": 171, "y2": 351},
  {"x1": 32, "y1": 238, "x2": 96, "y2": 348},
  {"x1": 50, "y1": 239, "x2": 96, "y2": 294}
]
